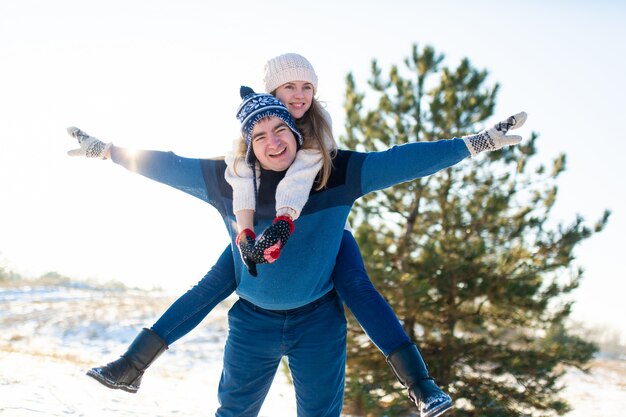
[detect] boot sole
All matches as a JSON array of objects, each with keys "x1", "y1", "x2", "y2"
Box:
[
  {"x1": 423, "y1": 398, "x2": 452, "y2": 417},
  {"x1": 86, "y1": 369, "x2": 139, "y2": 394}
]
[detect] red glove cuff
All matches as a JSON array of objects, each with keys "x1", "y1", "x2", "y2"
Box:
[
  {"x1": 274, "y1": 215, "x2": 295, "y2": 234},
  {"x1": 236, "y1": 228, "x2": 256, "y2": 246}
]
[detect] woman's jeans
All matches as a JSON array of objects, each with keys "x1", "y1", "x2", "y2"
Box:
[
  {"x1": 151, "y1": 230, "x2": 410, "y2": 355},
  {"x1": 151, "y1": 245, "x2": 236, "y2": 345},
  {"x1": 216, "y1": 290, "x2": 347, "y2": 417},
  {"x1": 332, "y1": 230, "x2": 410, "y2": 356}
]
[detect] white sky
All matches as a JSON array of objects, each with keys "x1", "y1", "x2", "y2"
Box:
[{"x1": 1, "y1": 0, "x2": 625, "y2": 337}]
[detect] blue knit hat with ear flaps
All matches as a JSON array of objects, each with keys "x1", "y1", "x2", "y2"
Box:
[{"x1": 236, "y1": 86, "x2": 303, "y2": 166}]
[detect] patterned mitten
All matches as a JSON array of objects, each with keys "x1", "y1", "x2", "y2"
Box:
[
  {"x1": 253, "y1": 216, "x2": 295, "y2": 264},
  {"x1": 67, "y1": 127, "x2": 112, "y2": 159},
  {"x1": 462, "y1": 112, "x2": 527, "y2": 156},
  {"x1": 236, "y1": 229, "x2": 260, "y2": 277}
]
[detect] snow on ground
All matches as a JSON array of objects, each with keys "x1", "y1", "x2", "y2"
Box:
[
  {"x1": 1, "y1": 279, "x2": 624, "y2": 416},
  {"x1": 560, "y1": 359, "x2": 626, "y2": 417},
  {"x1": 0, "y1": 279, "x2": 297, "y2": 417}
]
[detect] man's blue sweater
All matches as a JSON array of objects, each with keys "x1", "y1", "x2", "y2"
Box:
[{"x1": 111, "y1": 139, "x2": 470, "y2": 310}]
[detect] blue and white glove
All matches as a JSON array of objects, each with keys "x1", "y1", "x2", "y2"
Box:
[
  {"x1": 67, "y1": 127, "x2": 112, "y2": 159},
  {"x1": 462, "y1": 112, "x2": 527, "y2": 156}
]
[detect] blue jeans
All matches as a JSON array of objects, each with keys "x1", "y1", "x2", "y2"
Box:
[
  {"x1": 332, "y1": 230, "x2": 410, "y2": 356},
  {"x1": 216, "y1": 290, "x2": 347, "y2": 417},
  {"x1": 151, "y1": 231, "x2": 409, "y2": 354},
  {"x1": 151, "y1": 245, "x2": 237, "y2": 345}
]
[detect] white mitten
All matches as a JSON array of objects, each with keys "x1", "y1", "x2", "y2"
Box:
[
  {"x1": 462, "y1": 112, "x2": 527, "y2": 156},
  {"x1": 67, "y1": 127, "x2": 112, "y2": 159}
]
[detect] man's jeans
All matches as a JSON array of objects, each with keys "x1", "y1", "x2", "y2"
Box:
[
  {"x1": 216, "y1": 290, "x2": 347, "y2": 417},
  {"x1": 151, "y1": 231, "x2": 409, "y2": 356}
]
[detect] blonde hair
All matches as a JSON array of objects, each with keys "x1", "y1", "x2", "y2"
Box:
[
  {"x1": 294, "y1": 98, "x2": 335, "y2": 190},
  {"x1": 234, "y1": 97, "x2": 336, "y2": 190}
]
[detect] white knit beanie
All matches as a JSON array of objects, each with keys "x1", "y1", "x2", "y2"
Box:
[{"x1": 263, "y1": 53, "x2": 318, "y2": 94}]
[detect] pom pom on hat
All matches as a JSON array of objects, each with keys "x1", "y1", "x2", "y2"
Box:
[
  {"x1": 235, "y1": 86, "x2": 303, "y2": 166},
  {"x1": 263, "y1": 53, "x2": 318, "y2": 93},
  {"x1": 240, "y1": 85, "x2": 255, "y2": 99}
]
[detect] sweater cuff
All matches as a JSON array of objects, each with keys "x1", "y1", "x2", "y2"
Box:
[
  {"x1": 276, "y1": 206, "x2": 298, "y2": 220},
  {"x1": 233, "y1": 190, "x2": 257, "y2": 213},
  {"x1": 275, "y1": 191, "x2": 308, "y2": 220}
]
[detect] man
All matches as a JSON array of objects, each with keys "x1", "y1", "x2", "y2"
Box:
[{"x1": 67, "y1": 86, "x2": 526, "y2": 416}]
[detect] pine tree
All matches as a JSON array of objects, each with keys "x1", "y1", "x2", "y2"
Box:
[{"x1": 341, "y1": 44, "x2": 609, "y2": 417}]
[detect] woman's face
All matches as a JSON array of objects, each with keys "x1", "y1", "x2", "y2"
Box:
[{"x1": 274, "y1": 81, "x2": 314, "y2": 120}]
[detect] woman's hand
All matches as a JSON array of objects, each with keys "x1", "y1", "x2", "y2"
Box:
[
  {"x1": 253, "y1": 216, "x2": 295, "y2": 264},
  {"x1": 236, "y1": 229, "x2": 259, "y2": 277}
]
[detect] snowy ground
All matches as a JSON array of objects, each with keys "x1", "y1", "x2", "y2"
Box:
[{"x1": 1, "y1": 279, "x2": 624, "y2": 417}]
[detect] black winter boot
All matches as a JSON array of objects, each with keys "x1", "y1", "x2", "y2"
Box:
[
  {"x1": 386, "y1": 343, "x2": 452, "y2": 417},
  {"x1": 86, "y1": 328, "x2": 168, "y2": 393}
]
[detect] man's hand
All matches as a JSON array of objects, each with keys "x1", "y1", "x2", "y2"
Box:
[
  {"x1": 252, "y1": 216, "x2": 295, "y2": 264},
  {"x1": 462, "y1": 112, "x2": 527, "y2": 156},
  {"x1": 67, "y1": 127, "x2": 112, "y2": 159}
]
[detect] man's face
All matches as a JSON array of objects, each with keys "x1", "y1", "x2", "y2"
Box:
[{"x1": 251, "y1": 117, "x2": 298, "y2": 171}]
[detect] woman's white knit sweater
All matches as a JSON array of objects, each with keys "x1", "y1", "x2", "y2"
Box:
[{"x1": 224, "y1": 108, "x2": 336, "y2": 220}]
